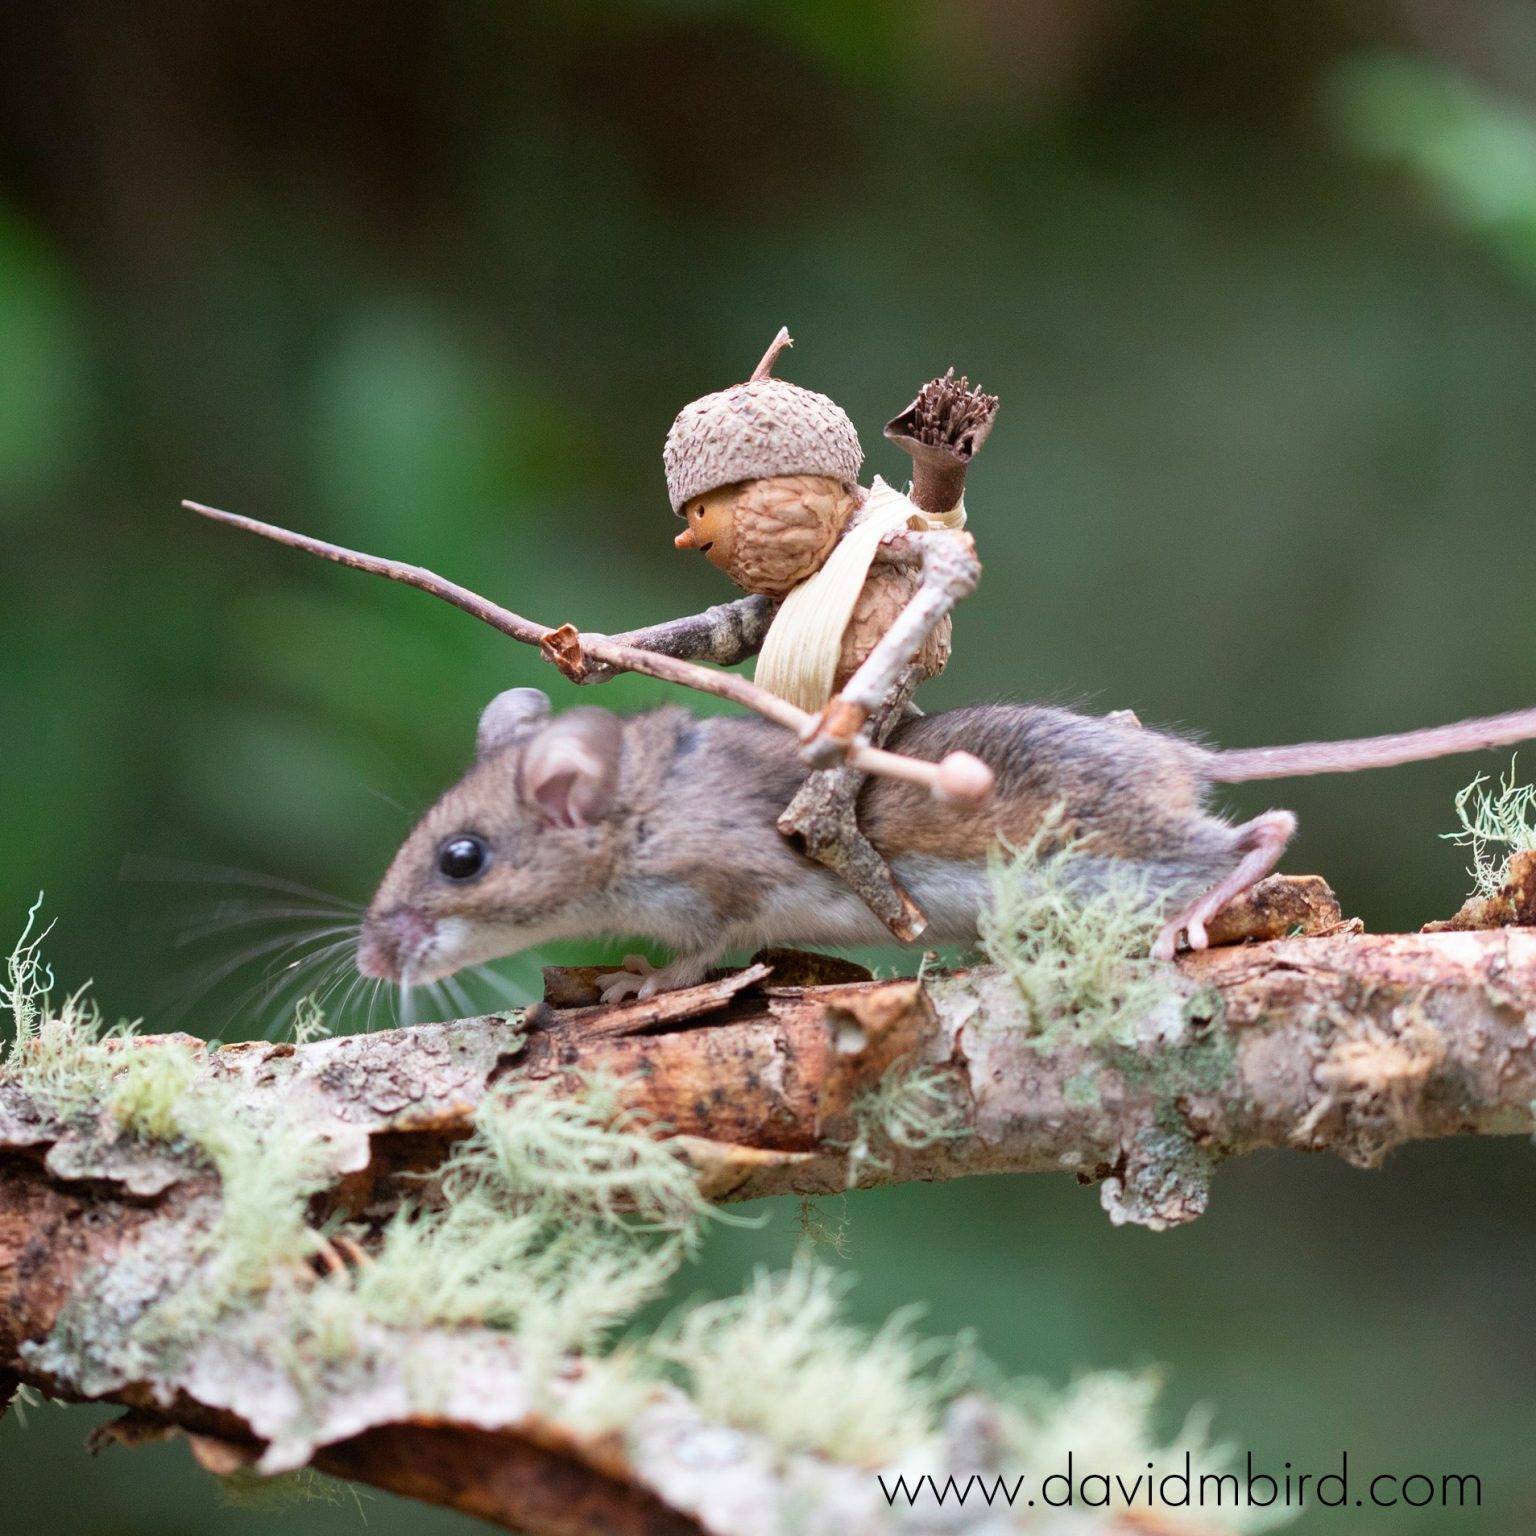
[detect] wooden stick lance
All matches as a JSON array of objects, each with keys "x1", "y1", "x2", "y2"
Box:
[{"x1": 181, "y1": 501, "x2": 995, "y2": 803}]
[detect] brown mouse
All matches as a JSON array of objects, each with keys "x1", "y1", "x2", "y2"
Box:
[{"x1": 356, "y1": 687, "x2": 1536, "y2": 1002}]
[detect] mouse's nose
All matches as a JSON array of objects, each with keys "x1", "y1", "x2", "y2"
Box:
[{"x1": 356, "y1": 909, "x2": 436, "y2": 981}]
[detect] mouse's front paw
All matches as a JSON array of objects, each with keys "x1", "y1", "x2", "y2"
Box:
[{"x1": 596, "y1": 954, "x2": 658, "y2": 1004}]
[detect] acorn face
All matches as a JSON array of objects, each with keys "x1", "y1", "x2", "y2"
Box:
[
  {"x1": 675, "y1": 474, "x2": 857, "y2": 598},
  {"x1": 673, "y1": 483, "x2": 745, "y2": 580}
]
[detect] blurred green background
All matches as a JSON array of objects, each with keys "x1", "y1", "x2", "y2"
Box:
[{"x1": 3, "y1": 1, "x2": 1535, "y2": 1530}]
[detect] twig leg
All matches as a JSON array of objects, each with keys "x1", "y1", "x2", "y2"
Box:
[{"x1": 779, "y1": 671, "x2": 928, "y2": 943}]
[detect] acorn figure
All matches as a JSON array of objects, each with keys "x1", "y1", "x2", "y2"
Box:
[{"x1": 600, "y1": 328, "x2": 997, "y2": 942}]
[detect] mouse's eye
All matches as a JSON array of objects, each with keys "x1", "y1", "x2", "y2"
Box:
[{"x1": 437, "y1": 834, "x2": 489, "y2": 882}]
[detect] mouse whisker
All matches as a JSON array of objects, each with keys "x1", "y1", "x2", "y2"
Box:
[
  {"x1": 199, "y1": 920, "x2": 360, "y2": 964},
  {"x1": 153, "y1": 926, "x2": 361, "y2": 1030},
  {"x1": 425, "y1": 980, "x2": 456, "y2": 1025},
  {"x1": 258, "y1": 952, "x2": 362, "y2": 1039},
  {"x1": 181, "y1": 926, "x2": 360, "y2": 1003},
  {"x1": 319, "y1": 969, "x2": 367, "y2": 1035},
  {"x1": 222, "y1": 936, "x2": 364, "y2": 1037},
  {"x1": 362, "y1": 977, "x2": 384, "y2": 1035},
  {"x1": 442, "y1": 975, "x2": 477, "y2": 1020},
  {"x1": 467, "y1": 965, "x2": 532, "y2": 1010},
  {"x1": 359, "y1": 782, "x2": 416, "y2": 820},
  {"x1": 122, "y1": 856, "x2": 365, "y2": 915},
  {"x1": 173, "y1": 906, "x2": 362, "y2": 947}
]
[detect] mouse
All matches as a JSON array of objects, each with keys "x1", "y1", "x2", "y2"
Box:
[{"x1": 355, "y1": 687, "x2": 1536, "y2": 1003}]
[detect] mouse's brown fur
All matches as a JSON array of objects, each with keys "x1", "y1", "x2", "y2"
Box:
[
  {"x1": 358, "y1": 697, "x2": 1247, "y2": 995},
  {"x1": 359, "y1": 689, "x2": 1536, "y2": 997}
]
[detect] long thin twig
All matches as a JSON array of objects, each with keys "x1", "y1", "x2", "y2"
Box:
[{"x1": 183, "y1": 501, "x2": 991, "y2": 801}]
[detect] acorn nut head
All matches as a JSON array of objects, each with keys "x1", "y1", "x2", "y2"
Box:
[{"x1": 663, "y1": 327, "x2": 864, "y2": 513}]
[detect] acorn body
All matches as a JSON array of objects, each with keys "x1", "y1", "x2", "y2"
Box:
[
  {"x1": 685, "y1": 474, "x2": 857, "y2": 599},
  {"x1": 838, "y1": 563, "x2": 952, "y2": 690}
]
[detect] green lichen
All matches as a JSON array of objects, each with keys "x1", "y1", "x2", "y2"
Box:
[
  {"x1": 978, "y1": 812, "x2": 1177, "y2": 1048},
  {"x1": 1062, "y1": 1069, "x2": 1101, "y2": 1109},
  {"x1": 1444, "y1": 757, "x2": 1536, "y2": 898},
  {"x1": 996, "y1": 1370, "x2": 1288, "y2": 1532},
  {"x1": 2, "y1": 898, "x2": 204, "y2": 1142},
  {"x1": 547, "y1": 1345, "x2": 661, "y2": 1440},
  {"x1": 653, "y1": 1252, "x2": 970, "y2": 1467},
  {"x1": 301, "y1": 1072, "x2": 713, "y2": 1395},
  {"x1": 104, "y1": 1039, "x2": 202, "y2": 1141},
  {"x1": 289, "y1": 994, "x2": 331, "y2": 1046},
  {"x1": 1111, "y1": 987, "x2": 1235, "y2": 1101},
  {"x1": 840, "y1": 1059, "x2": 969, "y2": 1185},
  {"x1": 215, "y1": 1466, "x2": 366, "y2": 1514},
  {"x1": 1, "y1": 895, "x2": 121, "y2": 1114}
]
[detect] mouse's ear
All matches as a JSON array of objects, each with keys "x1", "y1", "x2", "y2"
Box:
[
  {"x1": 477, "y1": 688, "x2": 552, "y2": 757},
  {"x1": 519, "y1": 708, "x2": 623, "y2": 828}
]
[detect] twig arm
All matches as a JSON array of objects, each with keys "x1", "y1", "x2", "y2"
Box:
[
  {"x1": 575, "y1": 595, "x2": 777, "y2": 684},
  {"x1": 182, "y1": 501, "x2": 993, "y2": 804},
  {"x1": 183, "y1": 501, "x2": 554, "y2": 646}
]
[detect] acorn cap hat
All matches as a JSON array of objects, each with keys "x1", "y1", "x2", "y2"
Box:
[{"x1": 663, "y1": 328, "x2": 864, "y2": 512}]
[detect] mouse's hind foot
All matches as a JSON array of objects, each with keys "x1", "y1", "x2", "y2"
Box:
[{"x1": 1152, "y1": 810, "x2": 1298, "y2": 961}]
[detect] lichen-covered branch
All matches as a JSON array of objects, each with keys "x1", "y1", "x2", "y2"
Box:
[
  {"x1": 532, "y1": 929, "x2": 1536, "y2": 1222},
  {"x1": 3, "y1": 924, "x2": 1535, "y2": 1531}
]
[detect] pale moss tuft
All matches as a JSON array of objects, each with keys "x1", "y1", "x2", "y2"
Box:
[
  {"x1": 136, "y1": 1092, "x2": 335, "y2": 1351},
  {"x1": 289, "y1": 994, "x2": 331, "y2": 1046},
  {"x1": 997, "y1": 1370, "x2": 1289, "y2": 1532},
  {"x1": 2, "y1": 903, "x2": 332, "y2": 1343},
  {"x1": 1444, "y1": 758, "x2": 1536, "y2": 898},
  {"x1": 446, "y1": 1072, "x2": 709, "y2": 1234},
  {"x1": 3, "y1": 1383, "x2": 47, "y2": 1428},
  {"x1": 3, "y1": 892, "x2": 55, "y2": 1051},
  {"x1": 323, "y1": 1074, "x2": 710, "y2": 1376},
  {"x1": 105, "y1": 1039, "x2": 202, "y2": 1140},
  {"x1": 550, "y1": 1345, "x2": 661, "y2": 1440},
  {"x1": 655, "y1": 1253, "x2": 967, "y2": 1466},
  {"x1": 979, "y1": 812, "x2": 1173, "y2": 1047},
  {"x1": 795, "y1": 1195, "x2": 852, "y2": 1256},
  {"x1": 842, "y1": 1060, "x2": 968, "y2": 1186},
  {"x1": 190, "y1": 1099, "x2": 334, "y2": 1304},
  {"x1": 2, "y1": 896, "x2": 135, "y2": 1116},
  {"x1": 216, "y1": 1465, "x2": 367, "y2": 1515}
]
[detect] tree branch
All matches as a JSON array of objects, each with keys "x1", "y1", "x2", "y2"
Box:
[{"x1": 4, "y1": 927, "x2": 1535, "y2": 1529}]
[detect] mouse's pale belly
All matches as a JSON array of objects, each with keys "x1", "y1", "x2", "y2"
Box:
[
  {"x1": 728, "y1": 848, "x2": 1224, "y2": 955},
  {"x1": 736, "y1": 855, "x2": 992, "y2": 952}
]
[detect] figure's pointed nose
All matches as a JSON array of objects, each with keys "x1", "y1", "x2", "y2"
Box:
[{"x1": 674, "y1": 526, "x2": 698, "y2": 549}]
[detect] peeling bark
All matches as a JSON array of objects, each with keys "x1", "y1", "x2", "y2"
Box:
[{"x1": 3, "y1": 925, "x2": 1535, "y2": 1531}]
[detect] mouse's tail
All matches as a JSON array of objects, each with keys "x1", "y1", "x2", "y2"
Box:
[{"x1": 1208, "y1": 705, "x2": 1536, "y2": 783}]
